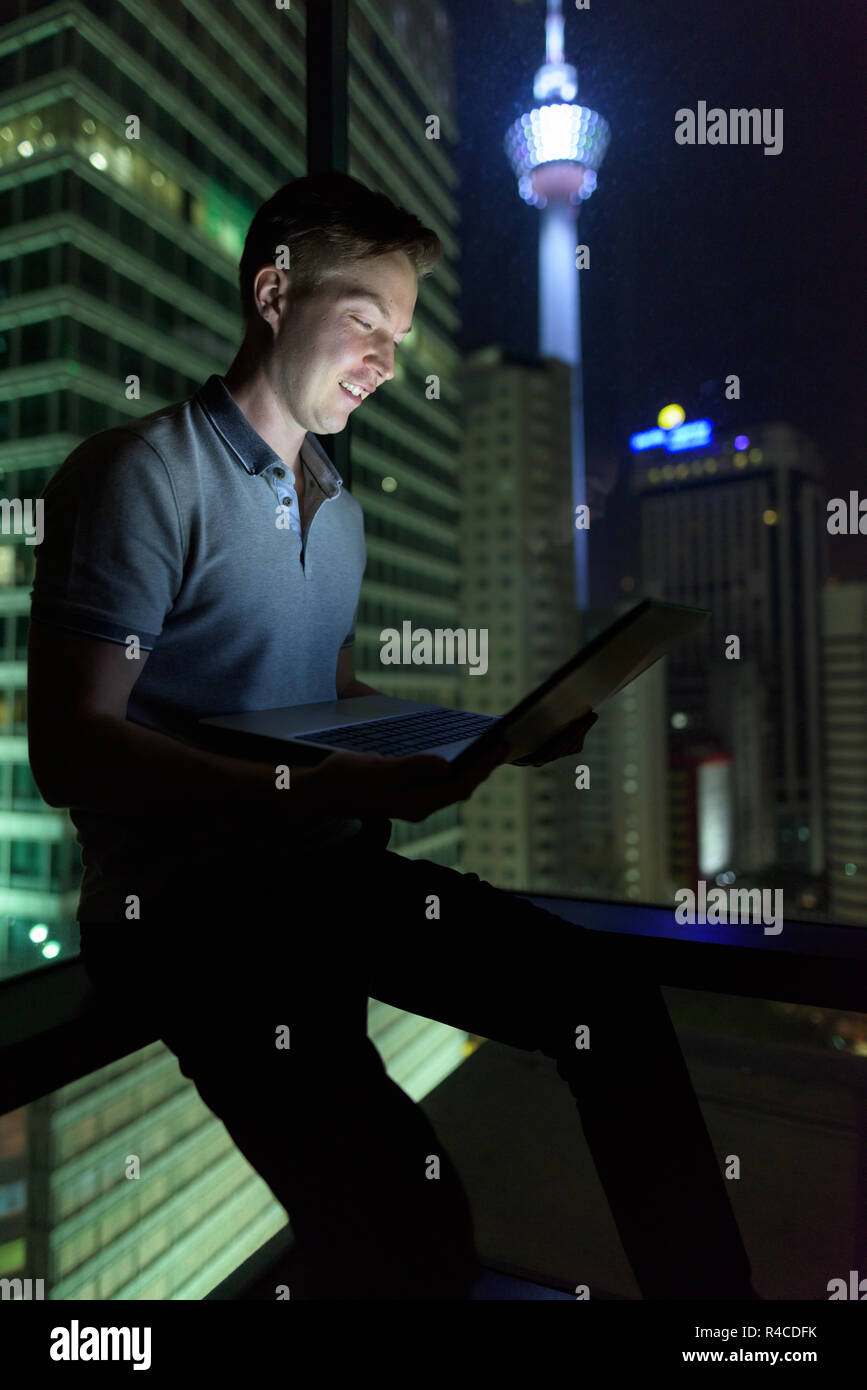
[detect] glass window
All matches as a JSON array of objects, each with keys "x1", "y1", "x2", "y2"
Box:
[
  {"x1": 79, "y1": 253, "x2": 106, "y2": 297},
  {"x1": 12, "y1": 765, "x2": 40, "y2": 803},
  {"x1": 77, "y1": 395, "x2": 111, "y2": 437},
  {"x1": 24, "y1": 177, "x2": 53, "y2": 218},
  {"x1": 11, "y1": 841, "x2": 42, "y2": 878},
  {"x1": 0, "y1": 52, "x2": 18, "y2": 92},
  {"x1": 0, "y1": 1113, "x2": 26, "y2": 1160},
  {"x1": 23, "y1": 36, "x2": 55, "y2": 82},
  {"x1": 19, "y1": 321, "x2": 50, "y2": 365},
  {"x1": 21, "y1": 255, "x2": 45, "y2": 293},
  {"x1": 18, "y1": 394, "x2": 48, "y2": 437}
]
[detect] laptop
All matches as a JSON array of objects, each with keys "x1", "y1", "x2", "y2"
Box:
[{"x1": 198, "y1": 598, "x2": 709, "y2": 774}]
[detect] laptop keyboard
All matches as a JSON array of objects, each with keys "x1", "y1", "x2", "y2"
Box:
[{"x1": 295, "y1": 707, "x2": 501, "y2": 756}]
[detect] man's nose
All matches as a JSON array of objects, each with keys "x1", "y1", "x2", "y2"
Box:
[{"x1": 368, "y1": 344, "x2": 394, "y2": 383}]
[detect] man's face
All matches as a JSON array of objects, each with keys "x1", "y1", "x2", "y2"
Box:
[{"x1": 265, "y1": 251, "x2": 417, "y2": 436}]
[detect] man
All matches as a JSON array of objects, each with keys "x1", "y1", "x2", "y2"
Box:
[{"x1": 27, "y1": 172, "x2": 757, "y2": 1300}]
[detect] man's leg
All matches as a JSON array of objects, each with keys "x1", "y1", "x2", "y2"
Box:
[
  {"x1": 346, "y1": 846, "x2": 757, "y2": 1301},
  {"x1": 79, "y1": 919, "x2": 482, "y2": 1300}
]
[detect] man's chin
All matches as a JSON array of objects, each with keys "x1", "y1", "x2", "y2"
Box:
[
  {"x1": 295, "y1": 406, "x2": 344, "y2": 436},
  {"x1": 323, "y1": 410, "x2": 350, "y2": 434}
]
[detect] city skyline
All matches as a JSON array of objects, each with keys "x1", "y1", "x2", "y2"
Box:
[{"x1": 451, "y1": 0, "x2": 863, "y2": 545}]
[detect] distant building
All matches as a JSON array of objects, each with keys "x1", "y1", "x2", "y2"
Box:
[
  {"x1": 632, "y1": 416, "x2": 827, "y2": 877},
  {"x1": 710, "y1": 662, "x2": 776, "y2": 873},
  {"x1": 458, "y1": 348, "x2": 581, "y2": 893},
  {"x1": 823, "y1": 580, "x2": 867, "y2": 926},
  {"x1": 568, "y1": 603, "x2": 671, "y2": 905}
]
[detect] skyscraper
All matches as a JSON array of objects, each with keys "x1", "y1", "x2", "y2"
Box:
[
  {"x1": 1, "y1": 1, "x2": 267, "y2": 978},
  {"x1": 823, "y1": 580, "x2": 867, "y2": 926},
  {"x1": 632, "y1": 416, "x2": 827, "y2": 878},
  {"x1": 566, "y1": 601, "x2": 672, "y2": 905},
  {"x1": 458, "y1": 346, "x2": 579, "y2": 893}
]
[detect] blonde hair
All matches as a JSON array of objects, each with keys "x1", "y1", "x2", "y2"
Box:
[{"x1": 239, "y1": 171, "x2": 442, "y2": 324}]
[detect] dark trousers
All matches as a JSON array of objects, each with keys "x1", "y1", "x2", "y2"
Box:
[{"x1": 79, "y1": 821, "x2": 755, "y2": 1301}]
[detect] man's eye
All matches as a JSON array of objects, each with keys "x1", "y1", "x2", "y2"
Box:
[{"x1": 354, "y1": 317, "x2": 372, "y2": 329}]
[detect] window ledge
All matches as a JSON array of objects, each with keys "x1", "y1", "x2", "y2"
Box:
[{"x1": 1, "y1": 894, "x2": 866, "y2": 1114}]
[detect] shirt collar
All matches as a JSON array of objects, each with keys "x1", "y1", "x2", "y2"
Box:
[{"x1": 195, "y1": 374, "x2": 344, "y2": 497}]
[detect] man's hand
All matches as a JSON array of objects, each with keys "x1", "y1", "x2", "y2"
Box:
[
  {"x1": 308, "y1": 738, "x2": 510, "y2": 823},
  {"x1": 511, "y1": 710, "x2": 599, "y2": 768}
]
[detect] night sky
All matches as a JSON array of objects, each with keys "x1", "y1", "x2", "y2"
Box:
[{"x1": 448, "y1": 0, "x2": 864, "y2": 583}]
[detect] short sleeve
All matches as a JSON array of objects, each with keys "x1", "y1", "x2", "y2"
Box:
[{"x1": 29, "y1": 429, "x2": 184, "y2": 651}]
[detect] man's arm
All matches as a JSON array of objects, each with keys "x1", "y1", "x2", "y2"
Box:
[
  {"x1": 336, "y1": 644, "x2": 382, "y2": 699},
  {"x1": 26, "y1": 621, "x2": 323, "y2": 824},
  {"x1": 27, "y1": 623, "x2": 508, "y2": 827}
]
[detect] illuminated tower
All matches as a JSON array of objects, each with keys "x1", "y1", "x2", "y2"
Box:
[{"x1": 504, "y1": 0, "x2": 610, "y2": 609}]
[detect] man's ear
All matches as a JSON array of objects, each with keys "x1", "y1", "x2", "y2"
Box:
[{"x1": 251, "y1": 266, "x2": 286, "y2": 332}]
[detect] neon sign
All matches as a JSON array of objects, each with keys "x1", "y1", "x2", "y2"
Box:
[{"x1": 629, "y1": 419, "x2": 713, "y2": 453}]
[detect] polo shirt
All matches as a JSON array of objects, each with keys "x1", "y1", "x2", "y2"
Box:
[{"x1": 30, "y1": 374, "x2": 367, "y2": 922}]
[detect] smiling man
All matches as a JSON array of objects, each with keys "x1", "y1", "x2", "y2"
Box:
[
  {"x1": 224, "y1": 210, "x2": 418, "y2": 546},
  {"x1": 27, "y1": 172, "x2": 758, "y2": 1303}
]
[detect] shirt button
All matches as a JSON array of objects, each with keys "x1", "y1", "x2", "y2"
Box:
[
  {"x1": 282, "y1": 497, "x2": 292, "y2": 506},
  {"x1": 274, "y1": 468, "x2": 285, "y2": 478}
]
